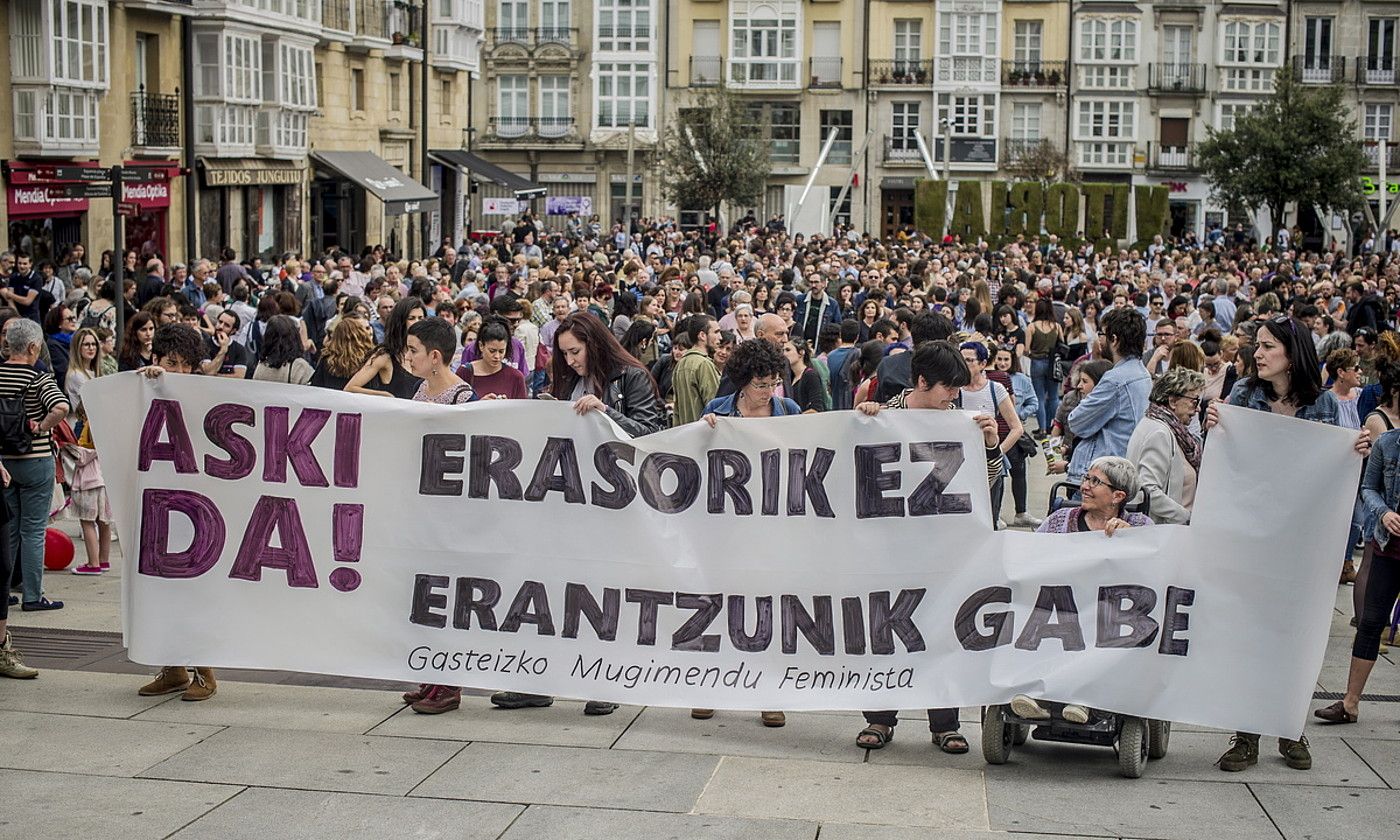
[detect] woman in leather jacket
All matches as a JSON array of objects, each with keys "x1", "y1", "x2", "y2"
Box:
[{"x1": 549, "y1": 312, "x2": 665, "y2": 437}]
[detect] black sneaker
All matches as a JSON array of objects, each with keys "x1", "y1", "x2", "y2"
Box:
[
  {"x1": 489, "y1": 691, "x2": 554, "y2": 709},
  {"x1": 21, "y1": 597, "x2": 63, "y2": 611},
  {"x1": 584, "y1": 700, "x2": 619, "y2": 716},
  {"x1": 6, "y1": 595, "x2": 15, "y2": 607}
]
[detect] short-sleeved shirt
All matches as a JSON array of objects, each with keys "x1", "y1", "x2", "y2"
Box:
[
  {"x1": 456, "y1": 363, "x2": 527, "y2": 400},
  {"x1": 0, "y1": 364, "x2": 69, "y2": 458}
]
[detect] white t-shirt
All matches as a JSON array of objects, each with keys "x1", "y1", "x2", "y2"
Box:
[{"x1": 960, "y1": 379, "x2": 1006, "y2": 418}]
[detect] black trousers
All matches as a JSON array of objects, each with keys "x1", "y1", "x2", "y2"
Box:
[
  {"x1": 1354, "y1": 543, "x2": 1400, "y2": 661},
  {"x1": 863, "y1": 707, "x2": 959, "y2": 732}
]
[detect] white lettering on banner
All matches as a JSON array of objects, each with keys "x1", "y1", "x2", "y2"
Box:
[{"x1": 82, "y1": 375, "x2": 1357, "y2": 738}]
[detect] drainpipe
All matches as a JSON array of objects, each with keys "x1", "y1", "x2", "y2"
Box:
[
  {"x1": 1064, "y1": 2, "x2": 1075, "y2": 161},
  {"x1": 421, "y1": 1, "x2": 432, "y2": 256},
  {"x1": 182, "y1": 15, "x2": 197, "y2": 261},
  {"x1": 862, "y1": 0, "x2": 871, "y2": 232}
]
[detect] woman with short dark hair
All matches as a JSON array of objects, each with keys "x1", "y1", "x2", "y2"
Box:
[{"x1": 250, "y1": 315, "x2": 313, "y2": 385}]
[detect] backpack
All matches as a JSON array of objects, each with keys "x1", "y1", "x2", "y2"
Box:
[
  {"x1": 79, "y1": 301, "x2": 110, "y2": 331},
  {"x1": 0, "y1": 375, "x2": 39, "y2": 457}
]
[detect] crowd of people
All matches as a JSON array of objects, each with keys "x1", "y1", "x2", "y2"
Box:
[{"x1": 1, "y1": 209, "x2": 1398, "y2": 772}]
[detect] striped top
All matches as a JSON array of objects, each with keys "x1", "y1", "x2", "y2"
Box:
[{"x1": 0, "y1": 363, "x2": 70, "y2": 458}]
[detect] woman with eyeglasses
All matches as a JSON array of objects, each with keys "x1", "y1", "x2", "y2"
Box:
[
  {"x1": 1206, "y1": 315, "x2": 1371, "y2": 774},
  {"x1": 42, "y1": 304, "x2": 78, "y2": 393},
  {"x1": 1011, "y1": 456, "x2": 1152, "y2": 724},
  {"x1": 1126, "y1": 367, "x2": 1206, "y2": 525}
]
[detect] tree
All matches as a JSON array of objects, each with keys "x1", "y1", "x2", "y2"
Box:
[
  {"x1": 1197, "y1": 66, "x2": 1366, "y2": 238},
  {"x1": 1003, "y1": 139, "x2": 1078, "y2": 189},
  {"x1": 657, "y1": 87, "x2": 770, "y2": 221}
]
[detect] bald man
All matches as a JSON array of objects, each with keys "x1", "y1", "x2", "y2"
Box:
[{"x1": 717, "y1": 313, "x2": 793, "y2": 398}]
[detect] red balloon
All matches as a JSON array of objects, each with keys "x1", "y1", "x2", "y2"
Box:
[{"x1": 44, "y1": 528, "x2": 75, "y2": 571}]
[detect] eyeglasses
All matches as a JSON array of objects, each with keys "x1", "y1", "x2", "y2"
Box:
[
  {"x1": 748, "y1": 380, "x2": 780, "y2": 392},
  {"x1": 1082, "y1": 474, "x2": 1122, "y2": 492}
]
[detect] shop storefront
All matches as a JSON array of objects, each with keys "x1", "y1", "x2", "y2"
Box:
[
  {"x1": 122, "y1": 162, "x2": 182, "y2": 260},
  {"x1": 198, "y1": 158, "x2": 306, "y2": 260},
  {"x1": 311, "y1": 151, "x2": 437, "y2": 259},
  {"x1": 429, "y1": 150, "x2": 545, "y2": 238},
  {"x1": 3, "y1": 161, "x2": 93, "y2": 262}
]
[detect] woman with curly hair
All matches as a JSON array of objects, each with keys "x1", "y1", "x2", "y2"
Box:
[
  {"x1": 250, "y1": 315, "x2": 313, "y2": 385},
  {"x1": 311, "y1": 317, "x2": 375, "y2": 390}
]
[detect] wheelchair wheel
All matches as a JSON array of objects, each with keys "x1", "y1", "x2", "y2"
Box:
[
  {"x1": 1148, "y1": 720, "x2": 1171, "y2": 760},
  {"x1": 1117, "y1": 717, "x2": 1148, "y2": 779},
  {"x1": 1013, "y1": 723, "x2": 1030, "y2": 746},
  {"x1": 981, "y1": 705, "x2": 1013, "y2": 765}
]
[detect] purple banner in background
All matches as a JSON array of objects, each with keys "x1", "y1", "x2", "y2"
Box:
[{"x1": 546, "y1": 195, "x2": 593, "y2": 216}]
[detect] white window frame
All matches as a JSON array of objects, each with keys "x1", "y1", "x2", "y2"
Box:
[
  {"x1": 597, "y1": 0, "x2": 651, "y2": 52},
  {"x1": 538, "y1": 74, "x2": 571, "y2": 137},
  {"x1": 1010, "y1": 102, "x2": 1042, "y2": 141},
  {"x1": 497, "y1": 74, "x2": 529, "y2": 136},
  {"x1": 1078, "y1": 17, "x2": 1137, "y2": 63},
  {"x1": 1220, "y1": 19, "x2": 1280, "y2": 92},
  {"x1": 1013, "y1": 20, "x2": 1042, "y2": 66},
  {"x1": 595, "y1": 61, "x2": 650, "y2": 128},
  {"x1": 729, "y1": 0, "x2": 800, "y2": 88},
  {"x1": 891, "y1": 101, "x2": 921, "y2": 151},
  {"x1": 1365, "y1": 103, "x2": 1394, "y2": 142},
  {"x1": 893, "y1": 19, "x2": 922, "y2": 64},
  {"x1": 1075, "y1": 99, "x2": 1135, "y2": 167},
  {"x1": 937, "y1": 93, "x2": 995, "y2": 137}
]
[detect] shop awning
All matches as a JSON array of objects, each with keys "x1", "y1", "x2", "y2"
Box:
[
  {"x1": 429, "y1": 149, "x2": 547, "y2": 200},
  {"x1": 311, "y1": 151, "x2": 437, "y2": 215}
]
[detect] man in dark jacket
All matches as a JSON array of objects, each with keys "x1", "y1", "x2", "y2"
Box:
[{"x1": 1345, "y1": 281, "x2": 1388, "y2": 335}]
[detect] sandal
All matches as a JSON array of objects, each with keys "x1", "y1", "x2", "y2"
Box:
[
  {"x1": 933, "y1": 731, "x2": 970, "y2": 754},
  {"x1": 856, "y1": 724, "x2": 893, "y2": 750},
  {"x1": 1313, "y1": 700, "x2": 1358, "y2": 724}
]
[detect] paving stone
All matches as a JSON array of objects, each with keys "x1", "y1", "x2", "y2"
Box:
[
  {"x1": 133, "y1": 681, "x2": 401, "y2": 734},
  {"x1": 694, "y1": 755, "x2": 988, "y2": 828},
  {"x1": 1342, "y1": 736, "x2": 1400, "y2": 787},
  {"x1": 963, "y1": 729, "x2": 1385, "y2": 787},
  {"x1": 138, "y1": 726, "x2": 463, "y2": 795},
  {"x1": 1250, "y1": 782, "x2": 1400, "y2": 840},
  {"x1": 818, "y1": 829, "x2": 1105, "y2": 840},
  {"x1": 0, "y1": 709, "x2": 221, "y2": 777},
  {"x1": 169, "y1": 787, "x2": 524, "y2": 840},
  {"x1": 985, "y1": 776, "x2": 1278, "y2": 839},
  {"x1": 864, "y1": 721, "x2": 988, "y2": 768},
  {"x1": 497, "y1": 804, "x2": 817, "y2": 840},
  {"x1": 613, "y1": 707, "x2": 864, "y2": 762},
  {"x1": 0, "y1": 769, "x2": 240, "y2": 840},
  {"x1": 0, "y1": 668, "x2": 180, "y2": 718},
  {"x1": 410, "y1": 741, "x2": 718, "y2": 812},
  {"x1": 370, "y1": 698, "x2": 643, "y2": 748}
]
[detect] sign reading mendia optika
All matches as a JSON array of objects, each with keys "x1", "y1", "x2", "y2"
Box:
[{"x1": 914, "y1": 180, "x2": 1171, "y2": 245}]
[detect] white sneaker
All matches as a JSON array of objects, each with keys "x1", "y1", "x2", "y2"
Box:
[
  {"x1": 0, "y1": 633, "x2": 38, "y2": 679},
  {"x1": 1011, "y1": 512, "x2": 1043, "y2": 528},
  {"x1": 1061, "y1": 704, "x2": 1091, "y2": 724},
  {"x1": 1010, "y1": 694, "x2": 1051, "y2": 720}
]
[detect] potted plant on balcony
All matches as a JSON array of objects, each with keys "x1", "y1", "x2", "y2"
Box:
[
  {"x1": 1007, "y1": 68, "x2": 1023, "y2": 85},
  {"x1": 1031, "y1": 69, "x2": 1046, "y2": 86},
  {"x1": 1047, "y1": 69, "x2": 1061, "y2": 87},
  {"x1": 914, "y1": 66, "x2": 928, "y2": 84}
]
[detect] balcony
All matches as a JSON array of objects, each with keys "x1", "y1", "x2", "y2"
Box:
[
  {"x1": 882, "y1": 133, "x2": 925, "y2": 166},
  {"x1": 1002, "y1": 136, "x2": 1048, "y2": 163},
  {"x1": 12, "y1": 87, "x2": 101, "y2": 157},
  {"x1": 1293, "y1": 55, "x2": 1345, "y2": 84},
  {"x1": 1002, "y1": 60, "x2": 1066, "y2": 89},
  {"x1": 322, "y1": 0, "x2": 352, "y2": 34},
  {"x1": 1147, "y1": 63, "x2": 1207, "y2": 94},
  {"x1": 131, "y1": 87, "x2": 180, "y2": 151},
  {"x1": 493, "y1": 26, "x2": 531, "y2": 45},
  {"x1": 535, "y1": 27, "x2": 576, "y2": 47},
  {"x1": 486, "y1": 116, "x2": 580, "y2": 142},
  {"x1": 1359, "y1": 55, "x2": 1399, "y2": 87},
  {"x1": 936, "y1": 55, "x2": 999, "y2": 85},
  {"x1": 1147, "y1": 142, "x2": 1196, "y2": 172},
  {"x1": 690, "y1": 56, "x2": 722, "y2": 86},
  {"x1": 1364, "y1": 141, "x2": 1400, "y2": 169},
  {"x1": 809, "y1": 57, "x2": 842, "y2": 89},
  {"x1": 870, "y1": 59, "x2": 932, "y2": 86}
]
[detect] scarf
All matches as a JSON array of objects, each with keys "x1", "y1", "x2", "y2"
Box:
[
  {"x1": 52, "y1": 331, "x2": 73, "y2": 347},
  {"x1": 1146, "y1": 402, "x2": 1202, "y2": 473}
]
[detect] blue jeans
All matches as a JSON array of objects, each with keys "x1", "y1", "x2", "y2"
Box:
[
  {"x1": 1030, "y1": 357, "x2": 1060, "y2": 433},
  {"x1": 4, "y1": 455, "x2": 54, "y2": 604}
]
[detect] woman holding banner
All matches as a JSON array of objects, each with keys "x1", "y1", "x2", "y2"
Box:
[
  {"x1": 852, "y1": 340, "x2": 1002, "y2": 755},
  {"x1": 344, "y1": 297, "x2": 426, "y2": 399},
  {"x1": 1208, "y1": 316, "x2": 1371, "y2": 773},
  {"x1": 490, "y1": 313, "x2": 663, "y2": 716}
]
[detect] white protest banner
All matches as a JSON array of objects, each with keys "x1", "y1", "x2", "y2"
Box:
[{"x1": 86, "y1": 375, "x2": 1356, "y2": 738}]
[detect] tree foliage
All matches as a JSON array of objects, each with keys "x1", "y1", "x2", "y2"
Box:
[
  {"x1": 1196, "y1": 66, "x2": 1366, "y2": 235},
  {"x1": 658, "y1": 88, "x2": 770, "y2": 214}
]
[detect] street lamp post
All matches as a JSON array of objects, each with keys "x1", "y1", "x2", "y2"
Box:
[{"x1": 420, "y1": 0, "x2": 431, "y2": 257}]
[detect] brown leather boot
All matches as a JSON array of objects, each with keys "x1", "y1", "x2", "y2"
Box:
[
  {"x1": 138, "y1": 667, "x2": 191, "y2": 696},
  {"x1": 411, "y1": 685, "x2": 461, "y2": 714},
  {"x1": 1341, "y1": 560, "x2": 1358, "y2": 584},
  {"x1": 181, "y1": 667, "x2": 218, "y2": 701}
]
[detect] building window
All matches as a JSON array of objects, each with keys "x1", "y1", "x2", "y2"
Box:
[
  {"x1": 1366, "y1": 103, "x2": 1394, "y2": 141},
  {"x1": 389, "y1": 71, "x2": 401, "y2": 112},
  {"x1": 351, "y1": 68, "x2": 365, "y2": 111},
  {"x1": 441, "y1": 78, "x2": 452, "y2": 114},
  {"x1": 1013, "y1": 20, "x2": 1042, "y2": 66},
  {"x1": 596, "y1": 62, "x2": 649, "y2": 127},
  {"x1": 1076, "y1": 99, "x2": 1134, "y2": 166},
  {"x1": 48, "y1": 0, "x2": 109, "y2": 88},
  {"x1": 937, "y1": 8, "x2": 997, "y2": 83},
  {"x1": 819, "y1": 109, "x2": 853, "y2": 164},
  {"x1": 497, "y1": 74, "x2": 528, "y2": 135},
  {"x1": 539, "y1": 74, "x2": 570, "y2": 136},
  {"x1": 1010, "y1": 102, "x2": 1042, "y2": 141},
  {"x1": 894, "y1": 19, "x2": 921, "y2": 65},
  {"x1": 828, "y1": 186, "x2": 852, "y2": 227},
  {"x1": 1218, "y1": 102, "x2": 1254, "y2": 132},
  {"x1": 597, "y1": 0, "x2": 650, "y2": 52},
  {"x1": 278, "y1": 42, "x2": 316, "y2": 110},
  {"x1": 498, "y1": 0, "x2": 528, "y2": 37},
  {"x1": 891, "y1": 101, "x2": 920, "y2": 150},
  {"x1": 224, "y1": 33, "x2": 261, "y2": 102},
  {"x1": 730, "y1": 0, "x2": 800, "y2": 86},
  {"x1": 541, "y1": 0, "x2": 570, "y2": 37},
  {"x1": 1220, "y1": 19, "x2": 1280, "y2": 92},
  {"x1": 770, "y1": 103, "x2": 799, "y2": 163},
  {"x1": 1079, "y1": 17, "x2": 1137, "y2": 63},
  {"x1": 937, "y1": 93, "x2": 995, "y2": 137}
]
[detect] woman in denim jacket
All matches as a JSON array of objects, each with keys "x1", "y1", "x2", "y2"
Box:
[
  {"x1": 1207, "y1": 316, "x2": 1371, "y2": 772},
  {"x1": 1314, "y1": 357, "x2": 1400, "y2": 726}
]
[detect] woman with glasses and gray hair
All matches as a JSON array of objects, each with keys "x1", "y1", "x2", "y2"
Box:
[
  {"x1": 1013, "y1": 456, "x2": 1150, "y2": 724},
  {"x1": 1126, "y1": 367, "x2": 1207, "y2": 525}
]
